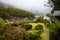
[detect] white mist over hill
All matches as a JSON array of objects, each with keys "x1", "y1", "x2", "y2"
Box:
[{"x1": 0, "y1": 0, "x2": 52, "y2": 16}]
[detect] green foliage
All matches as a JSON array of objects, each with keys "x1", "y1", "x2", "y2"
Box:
[
  {"x1": 28, "y1": 31, "x2": 41, "y2": 40},
  {"x1": 0, "y1": 24, "x2": 29, "y2": 40},
  {"x1": 44, "y1": 20, "x2": 50, "y2": 28},
  {"x1": 21, "y1": 23, "x2": 32, "y2": 30},
  {"x1": 12, "y1": 22, "x2": 19, "y2": 26},
  {"x1": 27, "y1": 24, "x2": 43, "y2": 40},
  {"x1": 49, "y1": 22, "x2": 60, "y2": 40},
  {"x1": 55, "y1": 22, "x2": 60, "y2": 28},
  {"x1": 34, "y1": 25, "x2": 43, "y2": 32},
  {"x1": 0, "y1": 16, "x2": 50, "y2": 40},
  {"x1": 0, "y1": 17, "x2": 5, "y2": 27},
  {"x1": 0, "y1": 8, "x2": 35, "y2": 19},
  {"x1": 35, "y1": 16, "x2": 44, "y2": 23}
]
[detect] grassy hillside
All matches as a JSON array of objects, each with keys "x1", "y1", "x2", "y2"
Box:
[
  {"x1": 0, "y1": 2, "x2": 35, "y2": 19},
  {"x1": 0, "y1": 8, "x2": 35, "y2": 19}
]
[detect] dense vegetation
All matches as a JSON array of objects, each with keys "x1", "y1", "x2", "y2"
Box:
[
  {"x1": 48, "y1": 0, "x2": 60, "y2": 40},
  {"x1": 0, "y1": 15, "x2": 60, "y2": 40},
  {"x1": 0, "y1": 0, "x2": 60, "y2": 40},
  {"x1": 49, "y1": 0, "x2": 60, "y2": 11},
  {"x1": 0, "y1": 8, "x2": 35, "y2": 19},
  {"x1": 0, "y1": 17, "x2": 44, "y2": 40}
]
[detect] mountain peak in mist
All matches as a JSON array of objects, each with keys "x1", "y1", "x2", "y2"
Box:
[{"x1": 0, "y1": 2, "x2": 14, "y2": 8}]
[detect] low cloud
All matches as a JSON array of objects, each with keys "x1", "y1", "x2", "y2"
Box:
[{"x1": 0, "y1": 0, "x2": 52, "y2": 15}]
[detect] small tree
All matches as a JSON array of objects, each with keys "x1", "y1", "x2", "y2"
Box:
[{"x1": 35, "y1": 16, "x2": 44, "y2": 23}]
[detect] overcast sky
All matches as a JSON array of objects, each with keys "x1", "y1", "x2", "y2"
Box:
[{"x1": 0, "y1": 0, "x2": 52, "y2": 15}]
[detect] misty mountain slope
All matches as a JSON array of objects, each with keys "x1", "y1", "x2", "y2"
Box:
[
  {"x1": 0, "y1": 1, "x2": 51, "y2": 16},
  {"x1": 0, "y1": 2, "x2": 35, "y2": 19}
]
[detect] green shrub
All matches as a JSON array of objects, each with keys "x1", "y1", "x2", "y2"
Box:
[
  {"x1": 0, "y1": 17, "x2": 5, "y2": 27},
  {"x1": 49, "y1": 22, "x2": 60, "y2": 40},
  {"x1": 34, "y1": 25, "x2": 43, "y2": 32},
  {"x1": 12, "y1": 22, "x2": 19, "y2": 26},
  {"x1": 44, "y1": 20, "x2": 50, "y2": 28},
  {"x1": 28, "y1": 30, "x2": 41, "y2": 40},
  {"x1": 55, "y1": 21, "x2": 60, "y2": 28},
  {"x1": 0, "y1": 25, "x2": 29, "y2": 40},
  {"x1": 22, "y1": 23, "x2": 32, "y2": 30},
  {"x1": 27, "y1": 25, "x2": 43, "y2": 40},
  {"x1": 35, "y1": 16, "x2": 44, "y2": 23}
]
